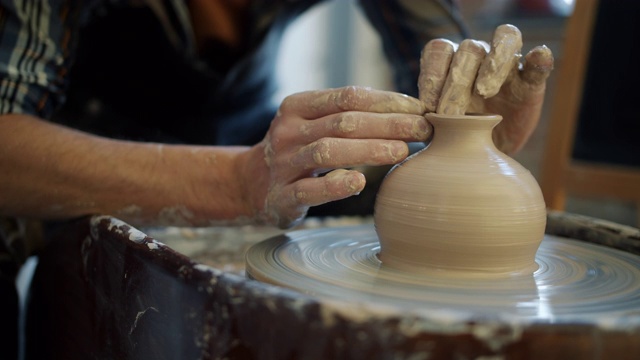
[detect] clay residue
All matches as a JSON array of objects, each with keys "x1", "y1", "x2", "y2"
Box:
[
  {"x1": 520, "y1": 45, "x2": 554, "y2": 86},
  {"x1": 262, "y1": 133, "x2": 275, "y2": 167},
  {"x1": 299, "y1": 122, "x2": 313, "y2": 136},
  {"x1": 91, "y1": 215, "x2": 148, "y2": 244},
  {"x1": 294, "y1": 190, "x2": 307, "y2": 201},
  {"x1": 406, "y1": 116, "x2": 431, "y2": 141},
  {"x1": 436, "y1": 40, "x2": 486, "y2": 115},
  {"x1": 366, "y1": 93, "x2": 425, "y2": 114},
  {"x1": 293, "y1": 169, "x2": 365, "y2": 207},
  {"x1": 476, "y1": 24, "x2": 523, "y2": 98},
  {"x1": 116, "y1": 204, "x2": 143, "y2": 218},
  {"x1": 157, "y1": 205, "x2": 196, "y2": 227},
  {"x1": 323, "y1": 169, "x2": 365, "y2": 196},
  {"x1": 380, "y1": 142, "x2": 406, "y2": 163},
  {"x1": 472, "y1": 323, "x2": 523, "y2": 352},
  {"x1": 307, "y1": 86, "x2": 424, "y2": 115},
  {"x1": 310, "y1": 140, "x2": 332, "y2": 166},
  {"x1": 129, "y1": 307, "x2": 159, "y2": 335},
  {"x1": 333, "y1": 113, "x2": 358, "y2": 134},
  {"x1": 418, "y1": 39, "x2": 456, "y2": 112}
]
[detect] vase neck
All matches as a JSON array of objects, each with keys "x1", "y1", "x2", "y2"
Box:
[{"x1": 425, "y1": 113, "x2": 502, "y2": 152}]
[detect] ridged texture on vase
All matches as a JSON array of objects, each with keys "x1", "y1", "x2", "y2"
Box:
[{"x1": 374, "y1": 113, "x2": 546, "y2": 275}]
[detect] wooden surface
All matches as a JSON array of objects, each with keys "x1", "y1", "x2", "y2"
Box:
[
  {"x1": 539, "y1": 0, "x2": 598, "y2": 209},
  {"x1": 24, "y1": 213, "x2": 640, "y2": 359}
]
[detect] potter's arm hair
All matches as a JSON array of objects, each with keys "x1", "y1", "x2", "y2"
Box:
[{"x1": 0, "y1": 113, "x2": 254, "y2": 226}]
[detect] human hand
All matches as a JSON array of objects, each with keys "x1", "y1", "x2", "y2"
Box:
[
  {"x1": 240, "y1": 86, "x2": 429, "y2": 228},
  {"x1": 418, "y1": 24, "x2": 554, "y2": 154}
]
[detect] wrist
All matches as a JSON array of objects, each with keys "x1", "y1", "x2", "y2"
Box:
[
  {"x1": 116, "y1": 144, "x2": 254, "y2": 227},
  {"x1": 234, "y1": 142, "x2": 271, "y2": 224},
  {"x1": 182, "y1": 145, "x2": 256, "y2": 226}
]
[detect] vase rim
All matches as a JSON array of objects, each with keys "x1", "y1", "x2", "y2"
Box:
[{"x1": 425, "y1": 112, "x2": 502, "y2": 121}]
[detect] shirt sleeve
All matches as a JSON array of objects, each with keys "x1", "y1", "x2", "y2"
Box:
[
  {"x1": 357, "y1": 0, "x2": 469, "y2": 97},
  {"x1": 0, "y1": 0, "x2": 92, "y2": 119}
]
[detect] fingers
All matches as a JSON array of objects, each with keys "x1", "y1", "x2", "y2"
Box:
[
  {"x1": 475, "y1": 24, "x2": 523, "y2": 98},
  {"x1": 259, "y1": 86, "x2": 429, "y2": 228},
  {"x1": 293, "y1": 169, "x2": 366, "y2": 206},
  {"x1": 280, "y1": 86, "x2": 426, "y2": 120},
  {"x1": 436, "y1": 39, "x2": 487, "y2": 115},
  {"x1": 521, "y1": 45, "x2": 554, "y2": 88},
  {"x1": 270, "y1": 169, "x2": 366, "y2": 228},
  {"x1": 418, "y1": 39, "x2": 456, "y2": 113},
  {"x1": 298, "y1": 112, "x2": 431, "y2": 143},
  {"x1": 289, "y1": 138, "x2": 409, "y2": 171}
]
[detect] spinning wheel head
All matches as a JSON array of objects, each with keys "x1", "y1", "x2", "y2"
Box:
[{"x1": 246, "y1": 225, "x2": 640, "y2": 326}]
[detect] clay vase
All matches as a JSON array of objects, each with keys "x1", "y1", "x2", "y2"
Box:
[{"x1": 374, "y1": 113, "x2": 546, "y2": 276}]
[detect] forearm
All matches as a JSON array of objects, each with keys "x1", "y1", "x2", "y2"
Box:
[{"x1": 0, "y1": 114, "x2": 251, "y2": 227}]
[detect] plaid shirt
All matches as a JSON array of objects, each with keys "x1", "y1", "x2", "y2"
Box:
[
  {"x1": 0, "y1": 0, "x2": 467, "y2": 119},
  {"x1": 0, "y1": 0, "x2": 467, "y2": 269}
]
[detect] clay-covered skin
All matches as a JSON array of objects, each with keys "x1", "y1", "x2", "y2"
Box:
[
  {"x1": 253, "y1": 23, "x2": 553, "y2": 228},
  {"x1": 244, "y1": 86, "x2": 430, "y2": 228},
  {"x1": 475, "y1": 24, "x2": 523, "y2": 98},
  {"x1": 418, "y1": 39, "x2": 455, "y2": 113},
  {"x1": 419, "y1": 24, "x2": 554, "y2": 154},
  {"x1": 374, "y1": 114, "x2": 547, "y2": 274},
  {"x1": 436, "y1": 39, "x2": 487, "y2": 115}
]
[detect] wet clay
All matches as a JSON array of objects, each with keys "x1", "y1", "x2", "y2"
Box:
[
  {"x1": 303, "y1": 86, "x2": 425, "y2": 116},
  {"x1": 374, "y1": 113, "x2": 546, "y2": 275}
]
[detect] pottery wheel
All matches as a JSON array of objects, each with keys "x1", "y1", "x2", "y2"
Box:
[{"x1": 246, "y1": 225, "x2": 640, "y2": 326}]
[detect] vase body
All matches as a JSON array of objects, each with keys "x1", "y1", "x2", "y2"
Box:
[{"x1": 374, "y1": 113, "x2": 546, "y2": 275}]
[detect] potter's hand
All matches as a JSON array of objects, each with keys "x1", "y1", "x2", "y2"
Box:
[
  {"x1": 418, "y1": 24, "x2": 554, "y2": 154},
  {"x1": 241, "y1": 86, "x2": 428, "y2": 228}
]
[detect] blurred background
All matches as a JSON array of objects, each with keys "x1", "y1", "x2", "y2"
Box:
[{"x1": 273, "y1": 0, "x2": 639, "y2": 227}]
